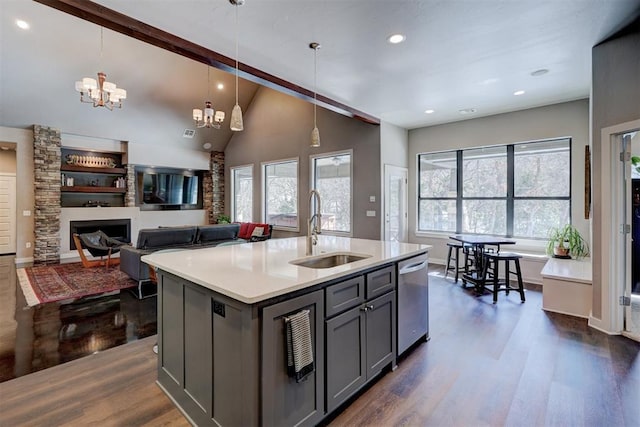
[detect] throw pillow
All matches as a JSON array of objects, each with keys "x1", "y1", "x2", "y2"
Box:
[
  {"x1": 238, "y1": 222, "x2": 250, "y2": 239},
  {"x1": 251, "y1": 227, "x2": 264, "y2": 237}
]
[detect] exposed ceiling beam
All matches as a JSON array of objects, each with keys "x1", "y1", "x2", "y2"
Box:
[{"x1": 33, "y1": 0, "x2": 380, "y2": 125}]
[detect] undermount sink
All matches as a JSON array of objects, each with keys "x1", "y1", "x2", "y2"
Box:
[{"x1": 290, "y1": 252, "x2": 372, "y2": 269}]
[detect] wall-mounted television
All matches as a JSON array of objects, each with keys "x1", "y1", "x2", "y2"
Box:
[{"x1": 136, "y1": 167, "x2": 204, "y2": 210}]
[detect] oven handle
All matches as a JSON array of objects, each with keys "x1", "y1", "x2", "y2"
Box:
[{"x1": 399, "y1": 260, "x2": 428, "y2": 275}]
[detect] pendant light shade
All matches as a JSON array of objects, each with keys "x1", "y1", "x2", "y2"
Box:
[
  {"x1": 311, "y1": 126, "x2": 320, "y2": 148},
  {"x1": 230, "y1": 104, "x2": 244, "y2": 131},
  {"x1": 310, "y1": 42, "x2": 321, "y2": 147},
  {"x1": 230, "y1": 0, "x2": 244, "y2": 131}
]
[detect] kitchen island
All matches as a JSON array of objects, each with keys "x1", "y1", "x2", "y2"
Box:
[{"x1": 143, "y1": 235, "x2": 430, "y2": 427}]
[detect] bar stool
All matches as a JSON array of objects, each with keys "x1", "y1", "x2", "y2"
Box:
[
  {"x1": 445, "y1": 242, "x2": 472, "y2": 283},
  {"x1": 481, "y1": 252, "x2": 525, "y2": 303}
]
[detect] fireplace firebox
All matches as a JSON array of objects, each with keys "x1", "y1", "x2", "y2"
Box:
[{"x1": 70, "y1": 219, "x2": 132, "y2": 250}]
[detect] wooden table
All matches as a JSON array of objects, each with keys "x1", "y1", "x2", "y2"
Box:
[{"x1": 449, "y1": 234, "x2": 516, "y2": 290}]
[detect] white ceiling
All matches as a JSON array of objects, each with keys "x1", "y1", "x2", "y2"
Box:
[
  {"x1": 1, "y1": 0, "x2": 639, "y2": 150},
  {"x1": 91, "y1": 0, "x2": 639, "y2": 128}
]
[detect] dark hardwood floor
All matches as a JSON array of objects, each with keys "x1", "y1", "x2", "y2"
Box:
[
  {"x1": 0, "y1": 255, "x2": 157, "y2": 383},
  {"x1": 0, "y1": 260, "x2": 638, "y2": 426}
]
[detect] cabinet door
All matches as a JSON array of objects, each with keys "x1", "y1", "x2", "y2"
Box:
[
  {"x1": 365, "y1": 291, "x2": 396, "y2": 378},
  {"x1": 262, "y1": 290, "x2": 325, "y2": 427},
  {"x1": 366, "y1": 265, "x2": 396, "y2": 299},
  {"x1": 325, "y1": 305, "x2": 366, "y2": 413},
  {"x1": 325, "y1": 275, "x2": 365, "y2": 317}
]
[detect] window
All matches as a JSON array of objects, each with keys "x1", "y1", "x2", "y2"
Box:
[
  {"x1": 462, "y1": 146, "x2": 507, "y2": 235},
  {"x1": 418, "y1": 151, "x2": 457, "y2": 232},
  {"x1": 263, "y1": 159, "x2": 298, "y2": 230},
  {"x1": 311, "y1": 151, "x2": 352, "y2": 235},
  {"x1": 513, "y1": 139, "x2": 571, "y2": 238},
  {"x1": 230, "y1": 165, "x2": 252, "y2": 222},
  {"x1": 418, "y1": 138, "x2": 571, "y2": 238}
]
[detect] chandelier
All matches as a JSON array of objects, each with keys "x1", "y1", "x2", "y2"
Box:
[
  {"x1": 74, "y1": 28, "x2": 126, "y2": 110},
  {"x1": 193, "y1": 101, "x2": 225, "y2": 129},
  {"x1": 192, "y1": 67, "x2": 225, "y2": 129}
]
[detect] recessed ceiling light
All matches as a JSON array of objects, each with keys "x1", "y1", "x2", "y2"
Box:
[
  {"x1": 387, "y1": 34, "x2": 406, "y2": 44},
  {"x1": 16, "y1": 19, "x2": 30, "y2": 30},
  {"x1": 425, "y1": 109, "x2": 435, "y2": 114},
  {"x1": 203, "y1": 142, "x2": 212, "y2": 150},
  {"x1": 530, "y1": 68, "x2": 549, "y2": 77},
  {"x1": 459, "y1": 108, "x2": 477, "y2": 115},
  {"x1": 513, "y1": 90, "x2": 525, "y2": 96},
  {"x1": 480, "y1": 78, "x2": 499, "y2": 85},
  {"x1": 217, "y1": 83, "x2": 224, "y2": 90}
]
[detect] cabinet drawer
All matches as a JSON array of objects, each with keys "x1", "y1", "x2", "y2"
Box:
[
  {"x1": 366, "y1": 265, "x2": 396, "y2": 299},
  {"x1": 325, "y1": 275, "x2": 365, "y2": 318}
]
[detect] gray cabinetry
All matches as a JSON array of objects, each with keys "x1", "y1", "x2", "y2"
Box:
[
  {"x1": 157, "y1": 273, "x2": 260, "y2": 427},
  {"x1": 366, "y1": 265, "x2": 395, "y2": 299},
  {"x1": 325, "y1": 269, "x2": 396, "y2": 414},
  {"x1": 262, "y1": 290, "x2": 325, "y2": 427},
  {"x1": 326, "y1": 303, "x2": 366, "y2": 412}
]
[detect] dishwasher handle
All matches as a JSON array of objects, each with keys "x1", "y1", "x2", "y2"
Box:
[{"x1": 399, "y1": 260, "x2": 428, "y2": 275}]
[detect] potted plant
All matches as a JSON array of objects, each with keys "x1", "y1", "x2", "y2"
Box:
[
  {"x1": 217, "y1": 214, "x2": 231, "y2": 224},
  {"x1": 546, "y1": 224, "x2": 589, "y2": 259}
]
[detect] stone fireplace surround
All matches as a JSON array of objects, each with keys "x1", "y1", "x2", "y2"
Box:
[{"x1": 32, "y1": 125, "x2": 224, "y2": 264}]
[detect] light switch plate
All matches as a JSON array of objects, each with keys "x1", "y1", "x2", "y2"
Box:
[
  {"x1": 366, "y1": 210, "x2": 376, "y2": 217},
  {"x1": 23, "y1": 210, "x2": 31, "y2": 216},
  {"x1": 369, "y1": 196, "x2": 376, "y2": 202}
]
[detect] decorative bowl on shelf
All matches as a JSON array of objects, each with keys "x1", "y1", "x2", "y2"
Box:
[{"x1": 65, "y1": 154, "x2": 117, "y2": 168}]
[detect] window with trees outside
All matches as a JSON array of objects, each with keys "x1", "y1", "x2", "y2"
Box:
[
  {"x1": 418, "y1": 138, "x2": 571, "y2": 239},
  {"x1": 231, "y1": 165, "x2": 252, "y2": 222},
  {"x1": 311, "y1": 151, "x2": 352, "y2": 235},
  {"x1": 263, "y1": 159, "x2": 298, "y2": 230}
]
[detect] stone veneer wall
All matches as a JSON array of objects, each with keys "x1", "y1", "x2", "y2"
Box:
[
  {"x1": 125, "y1": 164, "x2": 136, "y2": 207},
  {"x1": 207, "y1": 151, "x2": 225, "y2": 224},
  {"x1": 33, "y1": 125, "x2": 62, "y2": 264}
]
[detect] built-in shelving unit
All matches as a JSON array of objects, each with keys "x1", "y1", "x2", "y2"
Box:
[{"x1": 60, "y1": 148, "x2": 127, "y2": 207}]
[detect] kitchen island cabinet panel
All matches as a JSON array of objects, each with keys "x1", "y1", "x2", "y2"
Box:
[
  {"x1": 325, "y1": 275, "x2": 365, "y2": 317},
  {"x1": 160, "y1": 274, "x2": 184, "y2": 386},
  {"x1": 262, "y1": 290, "x2": 325, "y2": 427},
  {"x1": 157, "y1": 273, "x2": 260, "y2": 427},
  {"x1": 365, "y1": 291, "x2": 396, "y2": 378},
  {"x1": 326, "y1": 304, "x2": 366, "y2": 413},
  {"x1": 183, "y1": 285, "x2": 212, "y2": 414},
  {"x1": 365, "y1": 265, "x2": 395, "y2": 299}
]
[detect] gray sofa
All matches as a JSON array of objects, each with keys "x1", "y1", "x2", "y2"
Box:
[{"x1": 120, "y1": 224, "x2": 241, "y2": 292}]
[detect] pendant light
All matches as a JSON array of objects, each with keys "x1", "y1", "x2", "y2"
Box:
[
  {"x1": 310, "y1": 42, "x2": 321, "y2": 148},
  {"x1": 229, "y1": 0, "x2": 244, "y2": 131}
]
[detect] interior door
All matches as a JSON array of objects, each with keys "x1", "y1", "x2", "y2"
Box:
[
  {"x1": 623, "y1": 132, "x2": 640, "y2": 339},
  {"x1": 0, "y1": 174, "x2": 17, "y2": 254},
  {"x1": 384, "y1": 165, "x2": 408, "y2": 242}
]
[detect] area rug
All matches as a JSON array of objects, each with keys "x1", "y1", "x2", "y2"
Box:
[{"x1": 16, "y1": 262, "x2": 137, "y2": 307}]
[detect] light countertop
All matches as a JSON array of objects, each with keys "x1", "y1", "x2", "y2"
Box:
[
  {"x1": 541, "y1": 257, "x2": 592, "y2": 284},
  {"x1": 142, "y1": 236, "x2": 430, "y2": 304}
]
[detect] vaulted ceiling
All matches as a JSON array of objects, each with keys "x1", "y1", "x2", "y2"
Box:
[{"x1": 1, "y1": 0, "x2": 639, "y2": 152}]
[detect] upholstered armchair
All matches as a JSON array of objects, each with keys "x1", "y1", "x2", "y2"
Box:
[{"x1": 73, "y1": 230, "x2": 126, "y2": 268}]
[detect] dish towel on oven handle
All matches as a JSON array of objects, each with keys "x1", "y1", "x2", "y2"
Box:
[{"x1": 284, "y1": 309, "x2": 314, "y2": 382}]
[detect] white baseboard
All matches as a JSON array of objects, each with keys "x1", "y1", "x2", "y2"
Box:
[
  {"x1": 15, "y1": 257, "x2": 34, "y2": 266},
  {"x1": 588, "y1": 315, "x2": 620, "y2": 335}
]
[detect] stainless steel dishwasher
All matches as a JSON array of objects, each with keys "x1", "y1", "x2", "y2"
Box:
[{"x1": 397, "y1": 253, "x2": 429, "y2": 356}]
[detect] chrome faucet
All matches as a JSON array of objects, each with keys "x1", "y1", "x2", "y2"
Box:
[{"x1": 307, "y1": 189, "x2": 322, "y2": 255}]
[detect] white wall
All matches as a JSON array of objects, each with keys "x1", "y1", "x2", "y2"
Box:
[
  {"x1": 60, "y1": 207, "x2": 207, "y2": 259},
  {"x1": 407, "y1": 99, "x2": 590, "y2": 283},
  {"x1": 0, "y1": 127, "x2": 34, "y2": 263},
  {"x1": 380, "y1": 121, "x2": 409, "y2": 169}
]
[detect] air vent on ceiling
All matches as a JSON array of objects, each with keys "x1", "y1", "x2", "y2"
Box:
[{"x1": 183, "y1": 129, "x2": 195, "y2": 138}]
